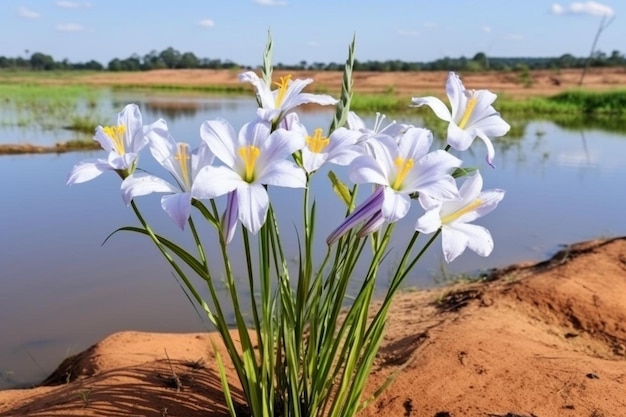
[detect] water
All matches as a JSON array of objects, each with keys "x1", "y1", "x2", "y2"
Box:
[{"x1": 1, "y1": 91, "x2": 625, "y2": 389}]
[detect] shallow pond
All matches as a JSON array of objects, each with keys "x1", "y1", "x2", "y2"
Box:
[{"x1": 1, "y1": 91, "x2": 625, "y2": 388}]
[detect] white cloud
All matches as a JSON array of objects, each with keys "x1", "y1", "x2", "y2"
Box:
[
  {"x1": 56, "y1": 23, "x2": 85, "y2": 32},
  {"x1": 254, "y1": 0, "x2": 288, "y2": 6},
  {"x1": 306, "y1": 40, "x2": 319, "y2": 47},
  {"x1": 56, "y1": 1, "x2": 92, "y2": 8},
  {"x1": 18, "y1": 6, "x2": 41, "y2": 18},
  {"x1": 397, "y1": 29, "x2": 420, "y2": 37},
  {"x1": 550, "y1": 2, "x2": 615, "y2": 17},
  {"x1": 423, "y1": 22, "x2": 437, "y2": 29},
  {"x1": 198, "y1": 18, "x2": 215, "y2": 28},
  {"x1": 504, "y1": 33, "x2": 525, "y2": 40},
  {"x1": 481, "y1": 25, "x2": 492, "y2": 33},
  {"x1": 551, "y1": 4, "x2": 565, "y2": 14}
]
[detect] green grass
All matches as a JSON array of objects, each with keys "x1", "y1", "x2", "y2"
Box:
[
  {"x1": 111, "y1": 83, "x2": 249, "y2": 94},
  {"x1": 348, "y1": 89, "x2": 626, "y2": 117},
  {"x1": 0, "y1": 83, "x2": 107, "y2": 132}
]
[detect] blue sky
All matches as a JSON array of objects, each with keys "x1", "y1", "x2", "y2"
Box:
[{"x1": 1, "y1": 1, "x2": 621, "y2": 66}]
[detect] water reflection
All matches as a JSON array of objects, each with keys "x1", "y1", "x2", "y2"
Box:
[{"x1": 1, "y1": 93, "x2": 625, "y2": 390}]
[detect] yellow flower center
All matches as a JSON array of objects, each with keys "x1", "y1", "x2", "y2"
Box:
[
  {"x1": 103, "y1": 125, "x2": 126, "y2": 154},
  {"x1": 441, "y1": 198, "x2": 483, "y2": 224},
  {"x1": 457, "y1": 92, "x2": 477, "y2": 129},
  {"x1": 238, "y1": 145, "x2": 261, "y2": 182},
  {"x1": 174, "y1": 143, "x2": 191, "y2": 189},
  {"x1": 274, "y1": 74, "x2": 292, "y2": 107},
  {"x1": 306, "y1": 128, "x2": 330, "y2": 154},
  {"x1": 392, "y1": 157, "x2": 414, "y2": 190}
]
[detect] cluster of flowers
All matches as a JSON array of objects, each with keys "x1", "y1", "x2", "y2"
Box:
[{"x1": 68, "y1": 70, "x2": 510, "y2": 263}]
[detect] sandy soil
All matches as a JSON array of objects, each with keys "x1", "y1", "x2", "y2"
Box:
[
  {"x1": 1, "y1": 237, "x2": 625, "y2": 417},
  {"x1": 10, "y1": 67, "x2": 626, "y2": 98}
]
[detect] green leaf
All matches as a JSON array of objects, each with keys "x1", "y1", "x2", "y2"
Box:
[{"x1": 452, "y1": 166, "x2": 478, "y2": 179}]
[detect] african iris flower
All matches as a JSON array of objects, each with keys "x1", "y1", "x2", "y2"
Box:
[
  {"x1": 239, "y1": 71, "x2": 338, "y2": 125},
  {"x1": 283, "y1": 113, "x2": 362, "y2": 173},
  {"x1": 120, "y1": 119, "x2": 214, "y2": 230},
  {"x1": 415, "y1": 171, "x2": 505, "y2": 262},
  {"x1": 327, "y1": 127, "x2": 461, "y2": 244},
  {"x1": 411, "y1": 72, "x2": 510, "y2": 167},
  {"x1": 67, "y1": 104, "x2": 148, "y2": 184},
  {"x1": 196, "y1": 118, "x2": 306, "y2": 243}
]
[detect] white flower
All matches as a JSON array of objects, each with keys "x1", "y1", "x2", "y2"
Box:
[
  {"x1": 67, "y1": 104, "x2": 149, "y2": 184},
  {"x1": 349, "y1": 127, "x2": 461, "y2": 224},
  {"x1": 411, "y1": 72, "x2": 510, "y2": 167},
  {"x1": 283, "y1": 113, "x2": 362, "y2": 173},
  {"x1": 195, "y1": 118, "x2": 306, "y2": 243},
  {"x1": 348, "y1": 110, "x2": 412, "y2": 140},
  {"x1": 415, "y1": 171, "x2": 505, "y2": 263},
  {"x1": 120, "y1": 119, "x2": 214, "y2": 230},
  {"x1": 327, "y1": 127, "x2": 462, "y2": 244},
  {"x1": 239, "y1": 71, "x2": 338, "y2": 124},
  {"x1": 347, "y1": 111, "x2": 412, "y2": 156}
]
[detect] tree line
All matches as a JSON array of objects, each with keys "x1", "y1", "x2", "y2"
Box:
[{"x1": 1, "y1": 47, "x2": 624, "y2": 72}]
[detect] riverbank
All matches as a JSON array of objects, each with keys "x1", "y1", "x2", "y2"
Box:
[
  {"x1": 1, "y1": 236, "x2": 625, "y2": 416},
  {"x1": 2, "y1": 67, "x2": 625, "y2": 98}
]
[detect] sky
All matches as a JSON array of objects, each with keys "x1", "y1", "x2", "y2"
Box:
[{"x1": 0, "y1": 1, "x2": 622, "y2": 67}]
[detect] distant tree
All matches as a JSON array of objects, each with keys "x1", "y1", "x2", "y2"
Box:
[
  {"x1": 179, "y1": 52, "x2": 199, "y2": 69},
  {"x1": 608, "y1": 49, "x2": 625, "y2": 66},
  {"x1": 472, "y1": 52, "x2": 488, "y2": 70},
  {"x1": 108, "y1": 58, "x2": 122, "y2": 71},
  {"x1": 159, "y1": 47, "x2": 181, "y2": 69},
  {"x1": 30, "y1": 52, "x2": 55, "y2": 70},
  {"x1": 84, "y1": 60, "x2": 104, "y2": 71}
]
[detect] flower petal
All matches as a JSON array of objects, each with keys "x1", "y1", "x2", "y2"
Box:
[
  {"x1": 119, "y1": 104, "x2": 147, "y2": 154},
  {"x1": 222, "y1": 191, "x2": 239, "y2": 244},
  {"x1": 93, "y1": 127, "x2": 114, "y2": 153},
  {"x1": 398, "y1": 127, "x2": 433, "y2": 160},
  {"x1": 237, "y1": 183, "x2": 269, "y2": 235},
  {"x1": 415, "y1": 206, "x2": 443, "y2": 234},
  {"x1": 475, "y1": 130, "x2": 497, "y2": 167},
  {"x1": 120, "y1": 172, "x2": 178, "y2": 205},
  {"x1": 326, "y1": 186, "x2": 385, "y2": 245},
  {"x1": 191, "y1": 141, "x2": 215, "y2": 179},
  {"x1": 381, "y1": 188, "x2": 411, "y2": 223},
  {"x1": 258, "y1": 127, "x2": 304, "y2": 163},
  {"x1": 446, "y1": 122, "x2": 475, "y2": 152},
  {"x1": 107, "y1": 151, "x2": 137, "y2": 171},
  {"x1": 161, "y1": 192, "x2": 192, "y2": 230},
  {"x1": 410, "y1": 96, "x2": 452, "y2": 122},
  {"x1": 447, "y1": 223, "x2": 494, "y2": 258},
  {"x1": 192, "y1": 165, "x2": 241, "y2": 199},
  {"x1": 238, "y1": 71, "x2": 274, "y2": 109},
  {"x1": 146, "y1": 118, "x2": 177, "y2": 168},
  {"x1": 473, "y1": 113, "x2": 511, "y2": 138},
  {"x1": 302, "y1": 147, "x2": 327, "y2": 173},
  {"x1": 464, "y1": 90, "x2": 497, "y2": 127},
  {"x1": 348, "y1": 155, "x2": 389, "y2": 187},
  {"x1": 357, "y1": 211, "x2": 384, "y2": 237},
  {"x1": 66, "y1": 159, "x2": 111, "y2": 185},
  {"x1": 257, "y1": 160, "x2": 306, "y2": 188},
  {"x1": 446, "y1": 72, "x2": 467, "y2": 122},
  {"x1": 405, "y1": 150, "x2": 461, "y2": 199},
  {"x1": 441, "y1": 226, "x2": 470, "y2": 263},
  {"x1": 347, "y1": 111, "x2": 366, "y2": 130},
  {"x1": 200, "y1": 118, "x2": 238, "y2": 167}
]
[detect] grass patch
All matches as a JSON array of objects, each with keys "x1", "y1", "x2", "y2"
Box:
[
  {"x1": 0, "y1": 83, "x2": 107, "y2": 132},
  {"x1": 111, "y1": 83, "x2": 249, "y2": 94},
  {"x1": 0, "y1": 139, "x2": 100, "y2": 155}
]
